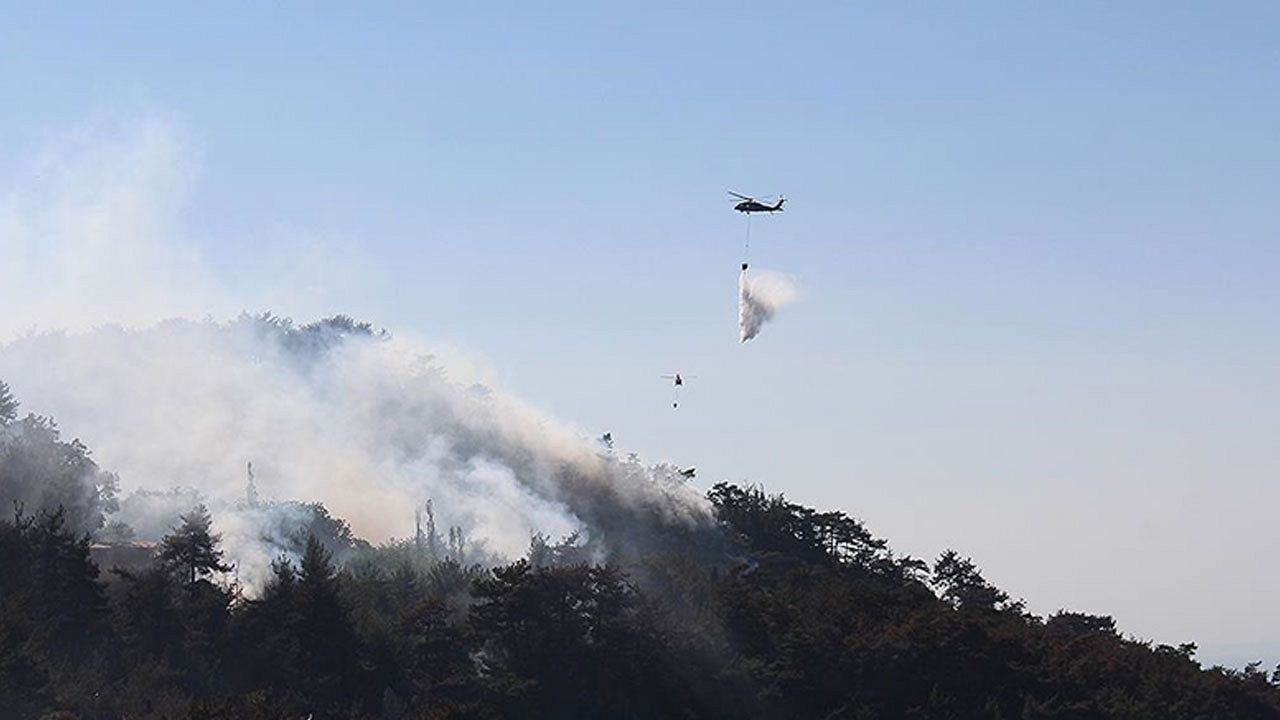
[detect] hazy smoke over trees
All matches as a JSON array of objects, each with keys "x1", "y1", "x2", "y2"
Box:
[
  {"x1": 0, "y1": 381, "x2": 120, "y2": 537},
  {"x1": 0, "y1": 315, "x2": 712, "y2": 591},
  {"x1": 0, "y1": 118, "x2": 715, "y2": 593}
]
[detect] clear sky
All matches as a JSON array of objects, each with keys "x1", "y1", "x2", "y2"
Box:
[{"x1": 2, "y1": 2, "x2": 1278, "y2": 665}]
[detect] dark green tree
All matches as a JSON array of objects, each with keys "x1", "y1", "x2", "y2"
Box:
[
  {"x1": 295, "y1": 534, "x2": 364, "y2": 715},
  {"x1": 0, "y1": 413, "x2": 120, "y2": 535},
  {"x1": 158, "y1": 504, "x2": 231, "y2": 586},
  {"x1": 226, "y1": 556, "x2": 303, "y2": 701},
  {"x1": 0, "y1": 508, "x2": 109, "y2": 715},
  {"x1": 933, "y1": 549, "x2": 1021, "y2": 613}
]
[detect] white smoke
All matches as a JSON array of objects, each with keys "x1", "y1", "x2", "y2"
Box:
[
  {"x1": 0, "y1": 116, "x2": 714, "y2": 591},
  {"x1": 0, "y1": 117, "x2": 231, "y2": 337},
  {"x1": 0, "y1": 115, "x2": 367, "y2": 342},
  {"x1": 0, "y1": 318, "x2": 713, "y2": 591},
  {"x1": 738, "y1": 267, "x2": 798, "y2": 342}
]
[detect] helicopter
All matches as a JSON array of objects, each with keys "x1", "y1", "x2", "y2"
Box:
[
  {"x1": 660, "y1": 373, "x2": 696, "y2": 408},
  {"x1": 661, "y1": 372, "x2": 690, "y2": 387},
  {"x1": 729, "y1": 191, "x2": 785, "y2": 214}
]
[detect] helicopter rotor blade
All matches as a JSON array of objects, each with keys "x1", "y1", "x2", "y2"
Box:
[{"x1": 728, "y1": 191, "x2": 752, "y2": 201}]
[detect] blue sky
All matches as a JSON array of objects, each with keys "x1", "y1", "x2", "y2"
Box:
[{"x1": 2, "y1": 2, "x2": 1279, "y2": 662}]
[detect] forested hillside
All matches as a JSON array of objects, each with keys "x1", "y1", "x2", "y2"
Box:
[{"x1": 2, "y1": 379, "x2": 1278, "y2": 719}]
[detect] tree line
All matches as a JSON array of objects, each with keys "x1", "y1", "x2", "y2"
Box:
[{"x1": 2, "y1": 378, "x2": 1279, "y2": 719}]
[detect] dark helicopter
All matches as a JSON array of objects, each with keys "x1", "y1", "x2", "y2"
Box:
[
  {"x1": 660, "y1": 372, "x2": 696, "y2": 408},
  {"x1": 730, "y1": 191, "x2": 785, "y2": 214},
  {"x1": 661, "y1": 372, "x2": 689, "y2": 387}
]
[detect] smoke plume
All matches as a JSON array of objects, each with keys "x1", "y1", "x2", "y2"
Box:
[
  {"x1": 739, "y1": 267, "x2": 798, "y2": 342},
  {"x1": 0, "y1": 117, "x2": 714, "y2": 592},
  {"x1": 0, "y1": 317, "x2": 713, "y2": 590}
]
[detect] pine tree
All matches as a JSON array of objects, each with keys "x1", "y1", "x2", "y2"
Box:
[
  {"x1": 296, "y1": 534, "x2": 362, "y2": 708},
  {"x1": 0, "y1": 380, "x2": 18, "y2": 423},
  {"x1": 158, "y1": 504, "x2": 230, "y2": 586}
]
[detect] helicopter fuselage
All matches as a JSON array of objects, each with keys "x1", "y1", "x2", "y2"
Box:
[{"x1": 734, "y1": 199, "x2": 784, "y2": 214}]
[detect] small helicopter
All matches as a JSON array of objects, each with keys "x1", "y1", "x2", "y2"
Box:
[
  {"x1": 729, "y1": 191, "x2": 785, "y2": 214},
  {"x1": 660, "y1": 372, "x2": 696, "y2": 408},
  {"x1": 661, "y1": 372, "x2": 690, "y2": 387}
]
